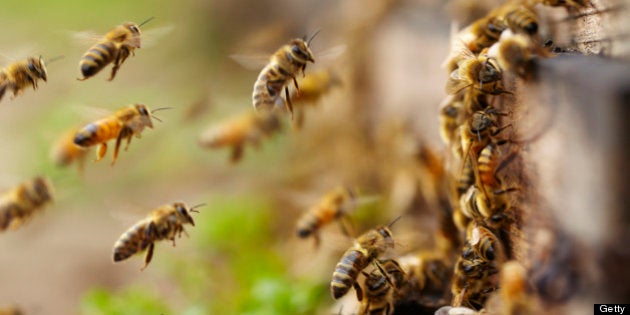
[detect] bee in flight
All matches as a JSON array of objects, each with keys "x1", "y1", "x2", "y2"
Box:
[
  {"x1": 0, "y1": 176, "x2": 54, "y2": 232},
  {"x1": 0, "y1": 55, "x2": 48, "y2": 103},
  {"x1": 77, "y1": 17, "x2": 153, "y2": 81},
  {"x1": 50, "y1": 127, "x2": 90, "y2": 174},
  {"x1": 112, "y1": 202, "x2": 204, "y2": 270},
  {"x1": 252, "y1": 31, "x2": 319, "y2": 117},
  {"x1": 295, "y1": 186, "x2": 357, "y2": 247},
  {"x1": 290, "y1": 68, "x2": 341, "y2": 128},
  {"x1": 73, "y1": 103, "x2": 167, "y2": 165},
  {"x1": 198, "y1": 111, "x2": 281, "y2": 163},
  {"x1": 330, "y1": 218, "x2": 400, "y2": 299}
]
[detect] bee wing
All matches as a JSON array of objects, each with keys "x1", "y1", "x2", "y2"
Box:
[
  {"x1": 0, "y1": 45, "x2": 41, "y2": 64},
  {"x1": 445, "y1": 69, "x2": 473, "y2": 94},
  {"x1": 140, "y1": 25, "x2": 175, "y2": 48},
  {"x1": 313, "y1": 44, "x2": 347, "y2": 63},
  {"x1": 69, "y1": 30, "x2": 104, "y2": 46},
  {"x1": 229, "y1": 53, "x2": 271, "y2": 71}
]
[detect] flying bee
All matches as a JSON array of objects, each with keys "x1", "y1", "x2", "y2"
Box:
[
  {"x1": 0, "y1": 306, "x2": 22, "y2": 315},
  {"x1": 0, "y1": 55, "x2": 47, "y2": 102},
  {"x1": 73, "y1": 103, "x2": 166, "y2": 165},
  {"x1": 0, "y1": 176, "x2": 53, "y2": 232},
  {"x1": 330, "y1": 219, "x2": 399, "y2": 300},
  {"x1": 358, "y1": 259, "x2": 406, "y2": 315},
  {"x1": 50, "y1": 128, "x2": 89, "y2": 174},
  {"x1": 77, "y1": 17, "x2": 153, "y2": 81},
  {"x1": 290, "y1": 68, "x2": 342, "y2": 128},
  {"x1": 295, "y1": 186, "x2": 357, "y2": 247},
  {"x1": 252, "y1": 31, "x2": 319, "y2": 117},
  {"x1": 198, "y1": 111, "x2": 281, "y2": 163},
  {"x1": 112, "y1": 202, "x2": 204, "y2": 270}
]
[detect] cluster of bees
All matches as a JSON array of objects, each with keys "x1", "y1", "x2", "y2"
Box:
[{"x1": 0, "y1": 0, "x2": 616, "y2": 313}]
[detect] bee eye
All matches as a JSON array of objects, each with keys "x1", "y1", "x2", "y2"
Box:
[
  {"x1": 130, "y1": 26, "x2": 139, "y2": 33},
  {"x1": 28, "y1": 63, "x2": 36, "y2": 72}
]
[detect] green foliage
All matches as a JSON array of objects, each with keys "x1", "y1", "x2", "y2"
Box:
[{"x1": 80, "y1": 287, "x2": 172, "y2": 315}]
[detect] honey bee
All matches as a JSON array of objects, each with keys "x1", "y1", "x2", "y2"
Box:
[
  {"x1": 73, "y1": 103, "x2": 165, "y2": 165},
  {"x1": 398, "y1": 251, "x2": 453, "y2": 308},
  {"x1": 499, "y1": 261, "x2": 536, "y2": 315},
  {"x1": 492, "y1": 1, "x2": 539, "y2": 35},
  {"x1": 487, "y1": 30, "x2": 538, "y2": 79},
  {"x1": 446, "y1": 50, "x2": 507, "y2": 97},
  {"x1": 330, "y1": 220, "x2": 398, "y2": 299},
  {"x1": 77, "y1": 17, "x2": 153, "y2": 81},
  {"x1": 0, "y1": 176, "x2": 53, "y2": 232},
  {"x1": 460, "y1": 16, "x2": 507, "y2": 55},
  {"x1": 0, "y1": 55, "x2": 47, "y2": 102},
  {"x1": 50, "y1": 128, "x2": 89, "y2": 174},
  {"x1": 112, "y1": 202, "x2": 203, "y2": 270},
  {"x1": 198, "y1": 111, "x2": 281, "y2": 163},
  {"x1": 290, "y1": 68, "x2": 341, "y2": 128},
  {"x1": 358, "y1": 259, "x2": 406, "y2": 315},
  {"x1": 451, "y1": 225, "x2": 507, "y2": 309},
  {"x1": 0, "y1": 306, "x2": 22, "y2": 315},
  {"x1": 295, "y1": 186, "x2": 357, "y2": 247},
  {"x1": 252, "y1": 31, "x2": 319, "y2": 117},
  {"x1": 438, "y1": 95, "x2": 465, "y2": 147}
]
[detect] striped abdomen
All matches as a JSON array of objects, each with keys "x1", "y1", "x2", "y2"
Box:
[
  {"x1": 296, "y1": 205, "x2": 337, "y2": 238},
  {"x1": 478, "y1": 144, "x2": 499, "y2": 188},
  {"x1": 80, "y1": 41, "x2": 118, "y2": 79},
  {"x1": 330, "y1": 248, "x2": 369, "y2": 299},
  {"x1": 504, "y1": 6, "x2": 538, "y2": 35},
  {"x1": 252, "y1": 64, "x2": 289, "y2": 111},
  {"x1": 113, "y1": 220, "x2": 152, "y2": 262},
  {"x1": 74, "y1": 118, "x2": 122, "y2": 147},
  {"x1": 0, "y1": 203, "x2": 21, "y2": 231}
]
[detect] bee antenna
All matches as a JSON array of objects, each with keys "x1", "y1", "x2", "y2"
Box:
[
  {"x1": 46, "y1": 55, "x2": 65, "y2": 64},
  {"x1": 387, "y1": 215, "x2": 403, "y2": 228},
  {"x1": 138, "y1": 16, "x2": 155, "y2": 27},
  {"x1": 151, "y1": 107, "x2": 173, "y2": 113},
  {"x1": 307, "y1": 29, "x2": 322, "y2": 46},
  {"x1": 190, "y1": 203, "x2": 207, "y2": 213},
  {"x1": 151, "y1": 115, "x2": 163, "y2": 123}
]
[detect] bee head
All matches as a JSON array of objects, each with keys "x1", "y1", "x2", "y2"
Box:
[
  {"x1": 27, "y1": 56, "x2": 47, "y2": 81},
  {"x1": 289, "y1": 39, "x2": 315, "y2": 63},
  {"x1": 134, "y1": 104, "x2": 154, "y2": 129},
  {"x1": 174, "y1": 202, "x2": 195, "y2": 226},
  {"x1": 479, "y1": 57, "x2": 502, "y2": 83},
  {"x1": 470, "y1": 111, "x2": 494, "y2": 133},
  {"x1": 122, "y1": 22, "x2": 142, "y2": 48}
]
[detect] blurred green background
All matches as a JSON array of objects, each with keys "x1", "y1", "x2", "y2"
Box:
[{"x1": 0, "y1": 0, "x2": 453, "y2": 314}]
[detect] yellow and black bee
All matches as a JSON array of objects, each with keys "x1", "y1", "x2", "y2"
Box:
[
  {"x1": 112, "y1": 202, "x2": 203, "y2": 270},
  {"x1": 0, "y1": 176, "x2": 54, "y2": 232},
  {"x1": 0, "y1": 56, "x2": 47, "y2": 102}
]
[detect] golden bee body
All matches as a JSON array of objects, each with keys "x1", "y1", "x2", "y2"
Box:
[
  {"x1": 0, "y1": 176, "x2": 53, "y2": 232},
  {"x1": 0, "y1": 56, "x2": 47, "y2": 102},
  {"x1": 73, "y1": 104, "x2": 154, "y2": 165},
  {"x1": 78, "y1": 22, "x2": 143, "y2": 81},
  {"x1": 252, "y1": 38, "x2": 315, "y2": 115},
  {"x1": 198, "y1": 111, "x2": 281, "y2": 163},
  {"x1": 295, "y1": 186, "x2": 356, "y2": 245},
  {"x1": 112, "y1": 202, "x2": 199, "y2": 270},
  {"x1": 330, "y1": 225, "x2": 396, "y2": 299}
]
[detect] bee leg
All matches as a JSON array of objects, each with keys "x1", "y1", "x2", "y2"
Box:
[
  {"x1": 284, "y1": 86, "x2": 294, "y2": 119},
  {"x1": 125, "y1": 134, "x2": 133, "y2": 151},
  {"x1": 96, "y1": 143, "x2": 108, "y2": 162},
  {"x1": 353, "y1": 279, "x2": 364, "y2": 301},
  {"x1": 140, "y1": 242, "x2": 154, "y2": 271},
  {"x1": 109, "y1": 49, "x2": 129, "y2": 81},
  {"x1": 374, "y1": 260, "x2": 396, "y2": 289},
  {"x1": 312, "y1": 233, "x2": 321, "y2": 249},
  {"x1": 112, "y1": 128, "x2": 130, "y2": 166},
  {"x1": 230, "y1": 145, "x2": 244, "y2": 163}
]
